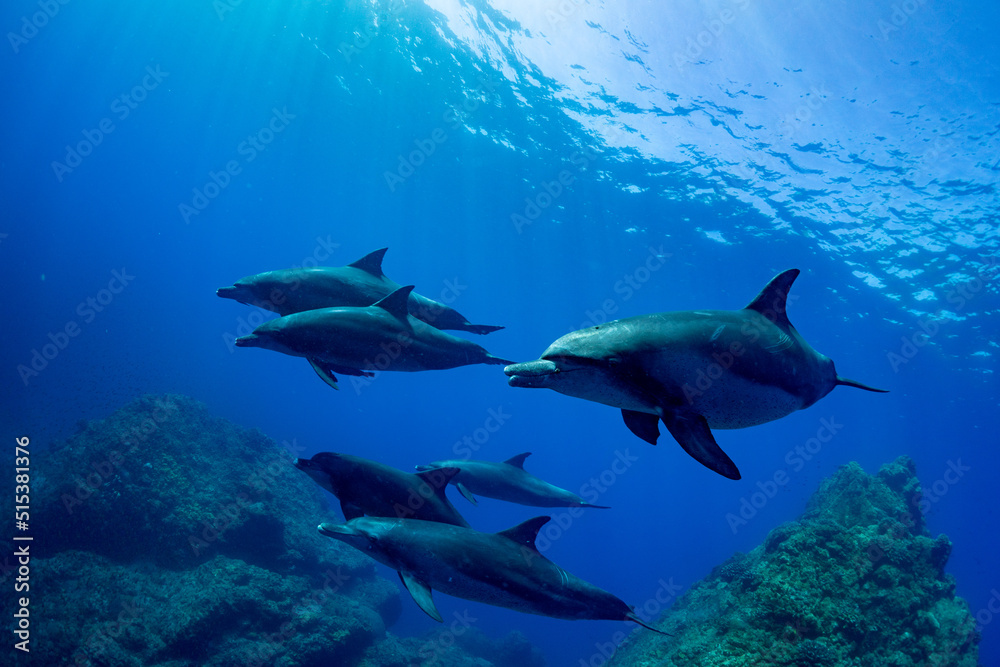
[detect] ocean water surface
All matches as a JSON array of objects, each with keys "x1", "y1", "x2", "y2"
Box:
[{"x1": 2, "y1": 0, "x2": 997, "y2": 665}]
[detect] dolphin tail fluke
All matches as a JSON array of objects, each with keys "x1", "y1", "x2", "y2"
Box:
[
  {"x1": 626, "y1": 612, "x2": 672, "y2": 635},
  {"x1": 660, "y1": 409, "x2": 742, "y2": 480},
  {"x1": 463, "y1": 323, "x2": 505, "y2": 335},
  {"x1": 485, "y1": 354, "x2": 516, "y2": 366},
  {"x1": 836, "y1": 375, "x2": 889, "y2": 393}
]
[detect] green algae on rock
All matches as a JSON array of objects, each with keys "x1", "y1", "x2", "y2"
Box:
[{"x1": 607, "y1": 457, "x2": 980, "y2": 667}]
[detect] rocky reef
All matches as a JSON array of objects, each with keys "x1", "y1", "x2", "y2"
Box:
[
  {"x1": 8, "y1": 394, "x2": 544, "y2": 667},
  {"x1": 609, "y1": 457, "x2": 980, "y2": 667}
]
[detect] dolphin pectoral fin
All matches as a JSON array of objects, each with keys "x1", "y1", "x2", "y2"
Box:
[
  {"x1": 622, "y1": 409, "x2": 660, "y2": 445},
  {"x1": 308, "y1": 359, "x2": 340, "y2": 390},
  {"x1": 836, "y1": 375, "x2": 889, "y2": 393},
  {"x1": 339, "y1": 500, "x2": 364, "y2": 521},
  {"x1": 456, "y1": 482, "x2": 478, "y2": 506},
  {"x1": 660, "y1": 410, "x2": 741, "y2": 480},
  {"x1": 399, "y1": 571, "x2": 442, "y2": 622}
]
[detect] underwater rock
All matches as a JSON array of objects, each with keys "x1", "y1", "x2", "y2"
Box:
[
  {"x1": 10, "y1": 394, "x2": 547, "y2": 666},
  {"x1": 607, "y1": 457, "x2": 980, "y2": 667},
  {"x1": 30, "y1": 394, "x2": 370, "y2": 573}
]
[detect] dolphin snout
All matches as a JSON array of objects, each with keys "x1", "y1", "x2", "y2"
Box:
[
  {"x1": 234, "y1": 334, "x2": 258, "y2": 347},
  {"x1": 504, "y1": 359, "x2": 559, "y2": 388}
]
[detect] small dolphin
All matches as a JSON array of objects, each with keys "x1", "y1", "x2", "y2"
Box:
[
  {"x1": 415, "y1": 452, "x2": 610, "y2": 509},
  {"x1": 235, "y1": 285, "x2": 512, "y2": 389},
  {"x1": 318, "y1": 515, "x2": 665, "y2": 632},
  {"x1": 295, "y1": 452, "x2": 470, "y2": 527},
  {"x1": 217, "y1": 247, "x2": 503, "y2": 334},
  {"x1": 504, "y1": 269, "x2": 887, "y2": 480}
]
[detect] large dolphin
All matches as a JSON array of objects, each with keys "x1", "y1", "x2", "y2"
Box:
[
  {"x1": 234, "y1": 286, "x2": 512, "y2": 389},
  {"x1": 295, "y1": 452, "x2": 469, "y2": 527},
  {"x1": 217, "y1": 247, "x2": 504, "y2": 334},
  {"x1": 318, "y1": 515, "x2": 664, "y2": 632},
  {"x1": 503, "y1": 269, "x2": 887, "y2": 480},
  {"x1": 415, "y1": 452, "x2": 609, "y2": 509}
]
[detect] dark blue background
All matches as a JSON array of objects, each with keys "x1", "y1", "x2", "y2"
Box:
[{"x1": 2, "y1": 1, "x2": 997, "y2": 665}]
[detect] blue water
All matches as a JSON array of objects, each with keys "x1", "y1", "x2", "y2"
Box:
[{"x1": 2, "y1": 0, "x2": 997, "y2": 665}]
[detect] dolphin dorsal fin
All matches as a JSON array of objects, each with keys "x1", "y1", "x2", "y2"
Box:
[
  {"x1": 497, "y1": 516, "x2": 550, "y2": 551},
  {"x1": 745, "y1": 269, "x2": 800, "y2": 329},
  {"x1": 372, "y1": 285, "x2": 414, "y2": 319},
  {"x1": 503, "y1": 452, "x2": 531, "y2": 469},
  {"x1": 348, "y1": 248, "x2": 388, "y2": 277}
]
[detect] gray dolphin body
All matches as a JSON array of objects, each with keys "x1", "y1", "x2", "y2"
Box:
[
  {"x1": 415, "y1": 452, "x2": 609, "y2": 509},
  {"x1": 503, "y1": 269, "x2": 887, "y2": 480},
  {"x1": 318, "y1": 515, "x2": 663, "y2": 632},
  {"x1": 295, "y1": 452, "x2": 469, "y2": 527},
  {"x1": 217, "y1": 248, "x2": 503, "y2": 334},
  {"x1": 234, "y1": 286, "x2": 512, "y2": 389}
]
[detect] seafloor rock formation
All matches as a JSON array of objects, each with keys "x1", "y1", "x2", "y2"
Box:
[
  {"x1": 608, "y1": 457, "x2": 980, "y2": 667},
  {"x1": 10, "y1": 394, "x2": 544, "y2": 666}
]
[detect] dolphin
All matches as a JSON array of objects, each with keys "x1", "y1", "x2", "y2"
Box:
[
  {"x1": 295, "y1": 452, "x2": 470, "y2": 527},
  {"x1": 503, "y1": 269, "x2": 887, "y2": 480},
  {"x1": 217, "y1": 247, "x2": 504, "y2": 334},
  {"x1": 415, "y1": 452, "x2": 610, "y2": 509},
  {"x1": 234, "y1": 285, "x2": 512, "y2": 389},
  {"x1": 318, "y1": 515, "x2": 665, "y2": 633}
]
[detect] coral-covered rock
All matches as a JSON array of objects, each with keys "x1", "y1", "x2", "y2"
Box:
[
  {"x1": 607, "y1": 457, "x2": 980, "y2": 667},
  {"x1": 30, "y1": 394, "x2": 369, "y2": 575}
]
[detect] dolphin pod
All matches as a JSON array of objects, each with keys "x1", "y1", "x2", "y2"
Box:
[
  {"x1": 504, "y1": 269, "x2": 888, "y2": 480},
  {"x1": 217, "y1": 247, "x2": 504, "y2": 334},
  {"x1": 416, "y1": 452, "x2": 610, "y2": 509},
  {"x1": 318, "y1": 515, "x2": 665, "y2": 633},
  {"x1": 221, "y1": 256, "x2": 887, "y2": 634},
  {"x1": 233, "y1": 286, "x2": 512, "y2": 389}
]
